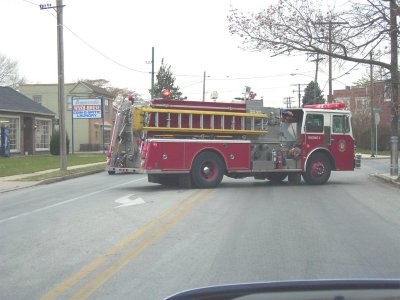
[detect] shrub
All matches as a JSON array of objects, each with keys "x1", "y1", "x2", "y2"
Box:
[{"x1": 50, "y1": 129, "x2": 70, "y2": 155}]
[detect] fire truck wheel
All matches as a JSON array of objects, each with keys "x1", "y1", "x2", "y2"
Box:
[
  {"x1": 265, "y1": 173, "x2": 287, "y2": 182},
  {"x1": 108, "y1": 170, "x2": 115, "y2": 175},
  {"x1": 303, "y1": 152, "x2": 331, "y2": 185},
  {"x1": 191, "y1": 151, "x2": 225, "y2": 188}
]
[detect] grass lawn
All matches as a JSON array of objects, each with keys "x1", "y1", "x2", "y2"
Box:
[{"x1": 0, "y1": 154, "x2": 106, "y2": 177}]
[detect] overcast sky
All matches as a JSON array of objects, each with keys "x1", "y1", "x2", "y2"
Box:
[{"x1": 2, "y1": 0, "x2": 363, "y2": 107}]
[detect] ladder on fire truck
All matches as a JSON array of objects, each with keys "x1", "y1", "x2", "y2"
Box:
[{"x1": 133, "y1": 107, "x2": 268, "y2": 135}]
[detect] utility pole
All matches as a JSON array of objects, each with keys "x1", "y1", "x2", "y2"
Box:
[
  {"x1": 151, "y1": 47, "x2": 155, "y2": 96},
  {"x1": 311, "y1": 53, "x2": 323, "y2": 103},
  {"x1": 291, "y1": 84, "x2": 307, "y2": 107},
  {"x1": 41, "y1": 1, "x2": 67, "y2": 171},
  {"x1": 370, "y1": 51, "x2": 375, "y2": 157},
  {"x1": 56, "y1": 0, "x2": 67, "y2": 171},
  {"x1": 328, "y1": 22, "x2": 333, "y2": 103},
  {"x1": 146, "y1": 47, "x2": 155, "y2": 98},
  {"x1": 314, "y1": 21, "x2": 347, "y2": 103},
  {"x1": 202, "y1": 71, "x2": 206, "y2": 102},
  {"x1": 389, "y1": 0, "x2": 399, "y2": 177},
  {"x1": 284, "y1": 97, "x2": 294, "y2": 108}
]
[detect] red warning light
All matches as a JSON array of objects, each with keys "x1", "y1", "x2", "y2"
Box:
[{"x1": 161, "y1": 89, "x2": 171, "y2": 98}]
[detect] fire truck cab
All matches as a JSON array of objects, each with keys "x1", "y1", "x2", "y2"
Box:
[{"x1": 106, "y1": 96, "x2": 357, "y2": 188}]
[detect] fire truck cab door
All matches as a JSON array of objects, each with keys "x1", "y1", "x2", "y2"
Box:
[
  {"x1": 329, "y1": 113, "x2": 354, "y2": 170},
  {"x1": 303, "y1": 111, "x2": 354, "y2": 171},
  {"x1": 303, "y1": 112, "x2": 326, "y2": 150}
]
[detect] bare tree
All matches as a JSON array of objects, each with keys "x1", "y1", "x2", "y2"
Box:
[
  {"x1": 80, "y1": 78, "x2": 136, "y2": 106},
  {"x1": 81, "y1": 78, "x2": 111, "y2": 88},
  {"x1": 0, "y1": 54, "x2": 25, "y2": 88},
  {"x1": 228, "y1": 0, "x2": 399, "y2": 137}
]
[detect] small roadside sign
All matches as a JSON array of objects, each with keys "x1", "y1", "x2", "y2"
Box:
[{"x1": 375, "y1": 112, "x2": 380, "y2": 125}]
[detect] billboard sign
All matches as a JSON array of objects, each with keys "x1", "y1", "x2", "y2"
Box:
[{"x1": 73, "y1": 98, "x2": 102, "y2": 119}]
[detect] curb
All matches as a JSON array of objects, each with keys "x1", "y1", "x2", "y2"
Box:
[
  {"x1": 373, "y1": 174, "x2": 400, "y2": 189},
  {"x1": 38, "y1": 168, "x2": 105, "y2": 185},
  {"x1": 0, "y1": 164, "x2": 106, "y2": 193},
  {"x1": 359, "y1": 155, "x2": 390, "y2": 160}
]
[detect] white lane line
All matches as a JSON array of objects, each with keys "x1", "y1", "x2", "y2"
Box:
[
  {"x1": 114, "y1": 195, "x2": 146, "y2": 208},
  {"x1": 0, "y1": 177, "x2": 146, "y2": 224}
]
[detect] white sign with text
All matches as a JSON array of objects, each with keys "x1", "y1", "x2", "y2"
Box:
[{"x1": 73, "y1": 98, "x2": 102, "y2": 119}]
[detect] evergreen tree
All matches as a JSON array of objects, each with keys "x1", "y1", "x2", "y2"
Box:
[
  {"x1": 50, "y1": 129, "x2": 70, "y2": 155},
  {"x1": 302, "y1": 81, "x2": 324, "y2": 106},
  {"x1": 149, "y1": 58, "x2": 183, "y2": 100}
]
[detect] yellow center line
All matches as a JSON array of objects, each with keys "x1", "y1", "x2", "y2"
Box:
[
  {"x1": 40, "y1": 190, "x2": 203, "y2": 300},
  {"x1": 70, "y1": 189, "x2": 212, "y2": 300}
]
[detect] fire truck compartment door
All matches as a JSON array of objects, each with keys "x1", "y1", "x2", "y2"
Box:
[{"x1": 159, "y1": 142, "x2": 185, "y2": 171}]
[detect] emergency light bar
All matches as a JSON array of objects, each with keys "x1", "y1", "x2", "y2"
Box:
[{"x1": 303, "y1": 102, "x2": 346, "y2": 109}]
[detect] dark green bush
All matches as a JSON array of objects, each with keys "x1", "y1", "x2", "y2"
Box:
[{"x1": 50, "y1": 129, "x2": 70, "y2": 155}]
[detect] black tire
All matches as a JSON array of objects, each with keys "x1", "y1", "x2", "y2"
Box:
[
  {"x1": 191, "y1": 151, "x2": 225, "y2": 188},
  {"x1": 108, "y1": 170, "x2": 115, "y2": 175},
  {"x1": 265, "y1": 173, "x2": 287, "y2": 183},
  {"x1": 303, "y1": 153, "x2": 331, "y2": 185}
]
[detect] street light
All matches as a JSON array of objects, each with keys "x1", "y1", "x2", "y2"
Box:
[{"x1": 289, "y1": 73, "x2": 314, "y2": 78}]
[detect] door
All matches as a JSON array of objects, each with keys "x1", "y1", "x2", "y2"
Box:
[
  {"x1": 160, "y1": 141, "x2": 185, "y2": 171},
  {"x1": 329, "y1": 114, "x2": 354, "y2": 170},
  {"x1": 303, "y1": 112, "x2": 325, "y2": 150},
  {"x1": 23, "y1": 117, "x2": 33, "y2": 155}
]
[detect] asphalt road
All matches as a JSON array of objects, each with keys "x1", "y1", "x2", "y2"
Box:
[{"x1": 0, "y1": 159, "x2": 399, "y2": 300}]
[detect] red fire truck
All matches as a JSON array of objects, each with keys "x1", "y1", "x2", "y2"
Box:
[{"x1": 106, "y1": 93, "x2": 358, "y2": 188}]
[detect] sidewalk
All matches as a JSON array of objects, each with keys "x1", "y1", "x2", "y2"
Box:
[{"x1": 0, "y1": 162, "x2": 105, "y2": 193}]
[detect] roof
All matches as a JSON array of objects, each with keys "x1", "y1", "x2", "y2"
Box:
[
  {"x1": 19, "y1": 81, "x2": 115, "y2": 99},
  {"x1": 0, "y1": 86, "x2": 55, "y2": 116},
  {"x1": 76, "y1": 81, "x2": 114, "y2": 98}
]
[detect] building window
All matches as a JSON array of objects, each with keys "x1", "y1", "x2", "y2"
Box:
[
  {"x1": 35, "y1": 119, "x2": 51, "y2": 150},
  {"x1": 104, "y1": 129, "x2": 111, "y2": 145},
  {"x1": 355, "y1": 97, "x2": 369, "y2": 111},
  {"x1": 104, "y1": 99, "x2": 109, "y2": 113},
  {"x1": 305, "y1": 114, "x2": 324, "y2": 133},
  {"x1": 33, "y1": 95, "x2": 42, "y2": 105},
  {"x1": 0, "y1": 116, "x2": 20, "y2": 152}
]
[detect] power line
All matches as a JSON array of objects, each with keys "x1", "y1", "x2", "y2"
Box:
[
  {"x1": 62, "y1": 23, "x2": 149, "y2": 74},
  {"x1": 20, "y1": 0, "x2": 38, "y2": 6},
  {"x1": 20, "y1": 0, "x2": 316, "y2": 85},
  {"x1": 207, "y1": 73, "x2": 294, "y2": 81},
  {"x1": 20, "y1": 0, "x2": 334, "y2": 91},
  {"x1": 25, "y1": 0, "x2": 150, "y2": 74},
  {"x1": 181, "y1": 80, "x2": 203, "y2": 88}
]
